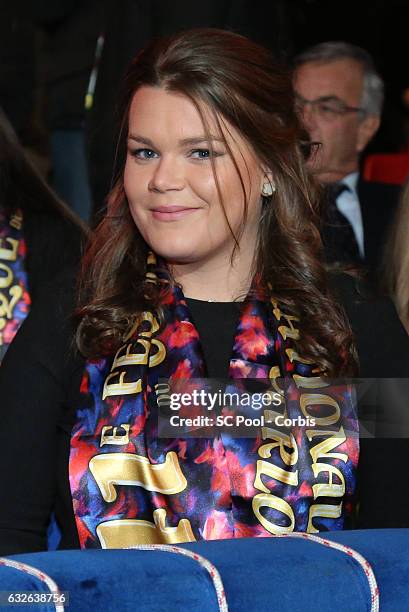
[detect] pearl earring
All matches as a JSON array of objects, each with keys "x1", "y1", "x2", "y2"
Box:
[{"x1": 261, "y1": 180, "x2": 275, "y2": 197}]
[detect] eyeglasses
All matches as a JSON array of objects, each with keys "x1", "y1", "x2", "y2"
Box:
[{"x1": 295, "y1": 93, "x2": 365, "y2": 121}]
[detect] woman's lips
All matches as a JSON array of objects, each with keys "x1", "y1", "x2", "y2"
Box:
[{"x1": 151, "y1": 206, "x2": 199, "y2": 221}]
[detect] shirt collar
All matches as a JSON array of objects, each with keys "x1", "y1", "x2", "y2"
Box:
[{"x1": 341, "y1": 172, "x2": 359, "y2": 196}]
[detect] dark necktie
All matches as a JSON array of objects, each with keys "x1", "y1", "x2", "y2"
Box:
[{"x1": 322, "y1": 183, "x2": 362, "y2": 265}]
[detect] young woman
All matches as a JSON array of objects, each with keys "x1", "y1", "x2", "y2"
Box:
[{"x1": 0, "y1": 29, "x2": 407, "y2": 555}]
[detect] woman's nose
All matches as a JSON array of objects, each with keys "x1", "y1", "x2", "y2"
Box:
[{"x1": 148, "y1": 155, "x2": 185, "y2": 192}]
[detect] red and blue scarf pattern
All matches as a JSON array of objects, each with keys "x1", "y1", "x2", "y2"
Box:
[
  {"x1": 70, "y1": 256, "x2": 359, "y2": 548},
  {"x1": 0, "y1": 209, "x2": 30, "y2": 363}
]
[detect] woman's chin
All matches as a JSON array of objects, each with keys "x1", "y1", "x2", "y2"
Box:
[{"x1": 147, "y1": 240, "x2": 205, "y2": 265}]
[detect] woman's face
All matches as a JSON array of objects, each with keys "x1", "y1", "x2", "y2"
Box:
[{"x1": 124, "y1": 86, "x2": 266, "y2": 267}]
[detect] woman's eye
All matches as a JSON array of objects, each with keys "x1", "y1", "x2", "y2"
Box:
[
  {"x1": 190, "y1": 148, "x2": 225, "y2": 159},
  {"x1": 191, "y1": 149, "x2": 212, "y2": 159},
  {"x1": 130, "y1": 148, "x2": 158, "y2": 160}
]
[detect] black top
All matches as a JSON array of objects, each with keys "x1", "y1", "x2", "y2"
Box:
[
  {"x1": 186, "y1": 298, "x2": 241, "y2": 378},
  {"x1": 358, "y1": 179, "x2": 400, "y2": 276},
  {"x1": 0, "y1": 273, "x2": 408, "y2": 554},
  {"x1": 23, "y1": 206, "x2": 84, "y2": 299}
]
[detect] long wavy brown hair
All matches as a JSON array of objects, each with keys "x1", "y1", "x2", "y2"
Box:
[{"x1": 77, "y1": 28, "x2": 357, "y2": 375}]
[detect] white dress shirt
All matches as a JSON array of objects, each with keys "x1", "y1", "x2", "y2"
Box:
[{"x1": 336, "y1": 172, "x2": 365, "y2": 258}]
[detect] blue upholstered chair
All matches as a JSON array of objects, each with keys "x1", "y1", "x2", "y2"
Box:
[{"x1": 2, "y1": 530, "x2": 409, "y2": 611}]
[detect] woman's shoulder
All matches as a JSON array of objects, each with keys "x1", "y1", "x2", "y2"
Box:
[
  {"x1": 23, "y1": 207, "x2": 86, "y2": 297},
  {"x1": 2, "y1": 264, "x2": 84, "y2": 384}
]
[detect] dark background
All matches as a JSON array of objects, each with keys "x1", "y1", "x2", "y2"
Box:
[
  {"x1": 291, "y1": 0, "x2": 409, "y2": 153},
  {"x1": 1, "y1": 0, "x2": 408, "y2": 208}
]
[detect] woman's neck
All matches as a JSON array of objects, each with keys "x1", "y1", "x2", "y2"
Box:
[{"x1": 170, "y1": 244, "x2": 256, "y2": 303}]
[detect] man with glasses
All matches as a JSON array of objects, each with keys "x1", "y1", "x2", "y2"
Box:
[
  {"x1": 294, "y1": 45, "x2": 409, "y2": 530},
  {"x1": 293, "y1": 41, "x2": 400, "y2": 277}
]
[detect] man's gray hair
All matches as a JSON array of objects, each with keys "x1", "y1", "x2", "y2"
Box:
[{"x1": 294, "y1": 41, "x2": 384, "y2": 116}]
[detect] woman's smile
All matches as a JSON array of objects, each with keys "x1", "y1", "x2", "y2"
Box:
[{"x1": 150, "y1": 205, "x2": 201, "y2": 221}]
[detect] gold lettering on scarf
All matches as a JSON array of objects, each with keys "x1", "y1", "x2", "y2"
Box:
[
  {"x1": 259, "y1": 424, "x2": 298, "y2": 467},
  {"x1": 0, "y1": 232, "x2": 23, "y2": 345},
  {"x1": 293, "y1": 375, "x2": 330, "y2": 389},
  {"x1": 111, "y1": 338, "x2": 165, "y2": 369},
  {"x1": 137, "y1": 312, "x2": 167, "y2": 365},
  {"x1": 146, "y1": 271, "x2": 159, "y2": 284},
  {"x1": 253, "y1": 308, "x2": 302, "y2": 533},
  {"x1": 311, "y1": 464, "x2": 345, "y2": 499},
  {"x1": 0, "y1": 237, "x2": 18, "y2": 261},
  {"x1": 100, "y1": 424, "x2": 130, "y2": 447},
  {"x1": 268, "y1": 366, "x2": 285, "y2": 396},
  {"x1": 253, "y1": 392, "x2": 299, "y2": 531},
  {"x1": 104, "y1": 311, "x2": 165, "y2": 398},
  {"x1": 307, "y1": 503, "x2": 342, "y2": 533},
  {"x1": 102, "y1": 371, "x2": 142, "y2": 399},
  {"x1": 300, "y1": 394, "x2": 340, "y2": 426},
  {"x1": 253, "y1": 303, "x2": 353, "y2": 534},
  {"x1": 307, "y1": 427, "x2": 348, "y2": 464},
  {"x1": 278, "y1": 314, "x2": 300, "y2": 341},
  {"x1": 270, "y1": 298, "x2": 281, "y2": 321},
  {"x1": 252, "y1": 493, "x2": 295, "y2": 534},
  {"x1": 0, "y1": 262, "x2": 13, "y2": 288},
  {"x1": 89, "y1": 451, "x2": 187, "y2": 502},
  {"x1": 140, "y1": 311, "x2": 160, "y2": 337},
  {"x1": 148, "y1": 340, "x2": 166, "y2": 367},
  {"x1": 0, "y1": 285, "x2": 23, "y2": 319},
  {"x1": 147, "y1": 251, "x2": 156, "y2": 265},
  {"x1": 285, "y1": 349, "x2": 313, "y2": 365},
  {"x1": 96, "y1": 508, "x2": 196, "y2": 548},
  {"x1": 306, "y1": 426, "x2": 348, "y2": 530},
  {"x1": 10, "y1": 212, "x2": 22, "y2": 230},
  {"x1": 112, "y1": 341, "x2": 151, "y2": 367},
  {"x1": 123, "y1": 310, "x2": 160, "y2": 342},
  {"x1": 254, "y1": 460, "x2": 298, "y2": 490},
  {"x1": 155, "y1": 382, "x2": 171, "y2": 409}
]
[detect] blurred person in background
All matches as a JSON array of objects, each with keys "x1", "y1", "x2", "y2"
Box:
[
  {"x1": 24, "y1": 0, "x2": 104, "y2": 223},
  {"x1": 383, "y1": 181, "x2": 409, "y2": 333},
  {"x1": 0, "y1": 107, "x2": 85, "y2": 362},
  {"x1": 293, "y1": 41, "x2": 400, "y2": 283}
]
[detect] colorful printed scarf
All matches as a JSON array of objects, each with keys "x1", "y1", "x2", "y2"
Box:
[
  {"x1": 0, "y1": 209, "x2": 30, "y2": 363},
  {"x1": 70, "y1": 254, "x2": 359, "y2": 548}
]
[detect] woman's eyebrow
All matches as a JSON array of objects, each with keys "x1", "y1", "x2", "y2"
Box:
[
  {"x1": 128, "y1": 135, "x2": 155, "y2": 146},
  {"x1": 178, "y1": 136, "x2": 225, "y2": 146},
  {"x1": 128, "y1": 134, "x2": 225, "y2": 146}
]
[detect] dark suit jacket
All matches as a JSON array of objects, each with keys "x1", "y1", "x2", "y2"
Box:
[
  {"x1": 322, "y1": 178, "x2": 401, "y2": 286},
  {"x1": 357, "y1": 178, "x2": 401, "y2": 275},
  {"x1": 330, "y1": 272, "x2": 409, "y2": 529}
]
